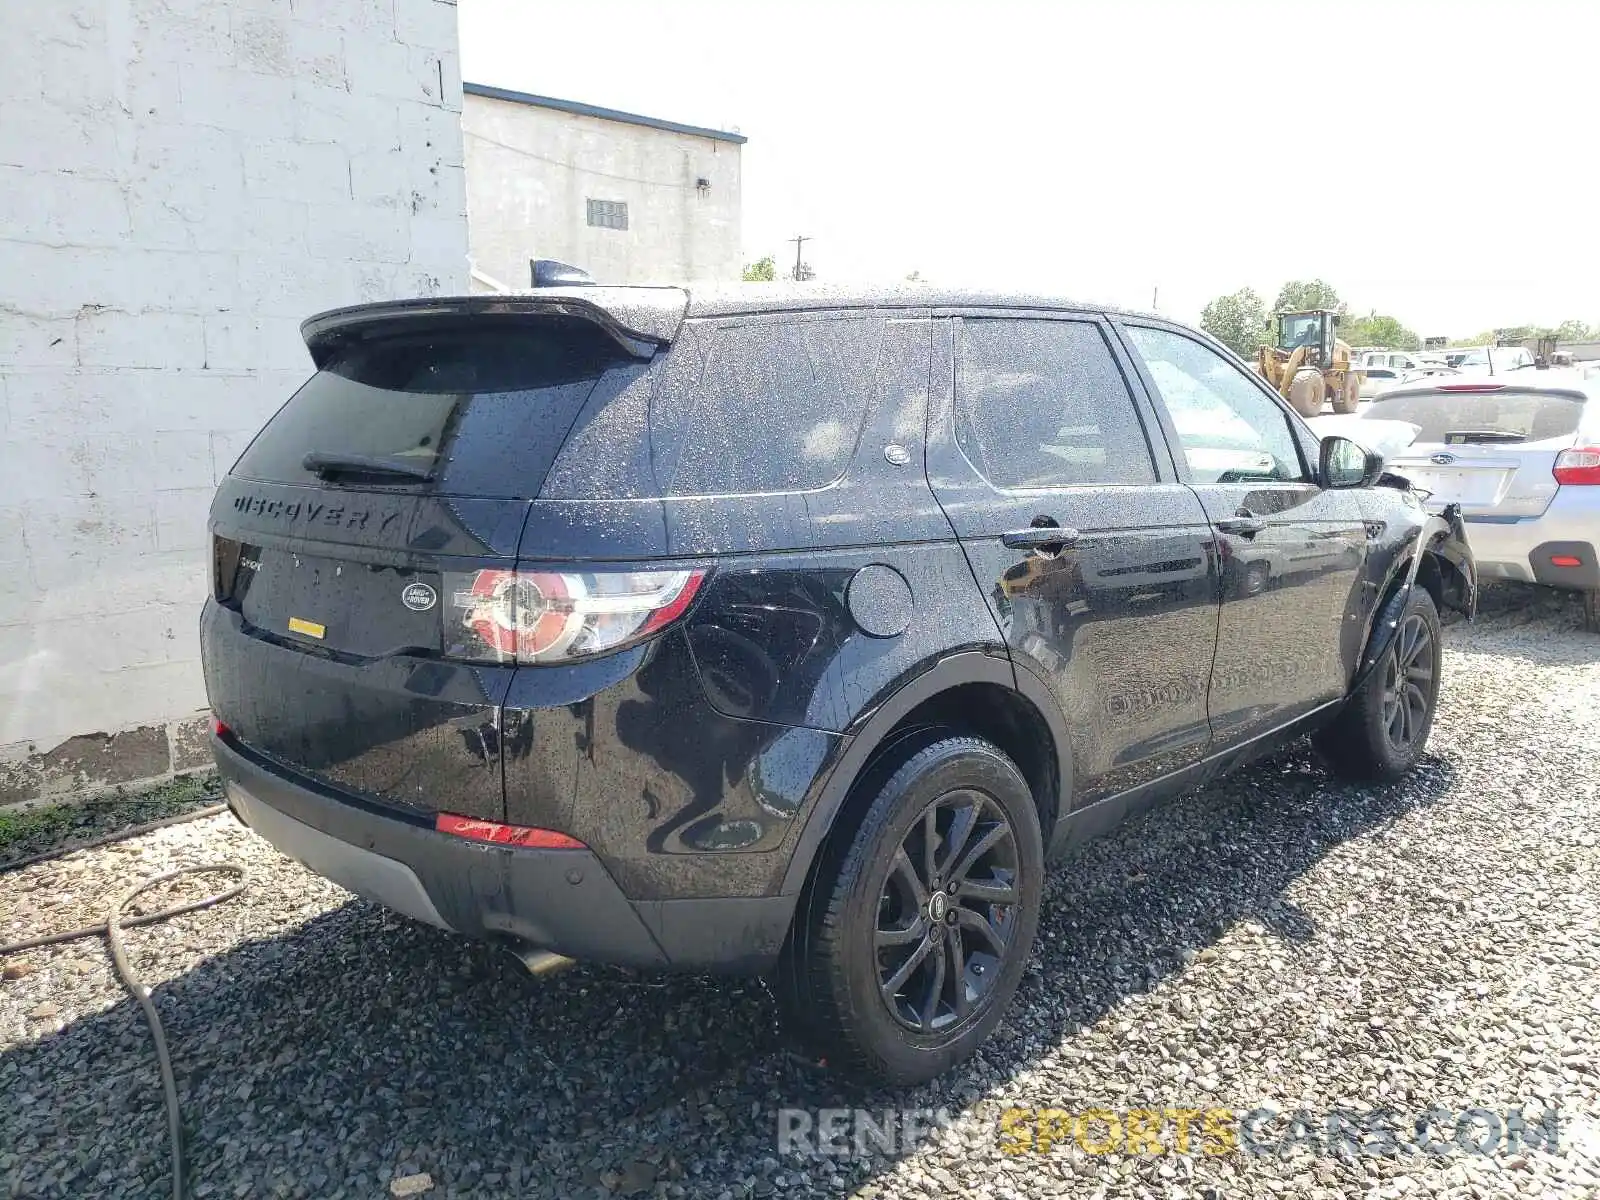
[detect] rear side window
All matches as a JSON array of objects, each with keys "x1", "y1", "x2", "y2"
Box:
[
  {"x1": 231, "y1": 316, "x2": 631, "y2": 499},
  {"x1": 1370, "y1": 389, "x2": 1585, "y2": 443},
  {"x1": 956, "y1": 318, "x2": 1154, "y2": 489},
  {"x1": 661, "y1": 318, "x2": 882, "y2": 496}
]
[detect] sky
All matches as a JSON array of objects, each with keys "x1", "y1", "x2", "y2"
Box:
[{"x1": 457, "y1": 0, "x2": 1600, "y2": 338}]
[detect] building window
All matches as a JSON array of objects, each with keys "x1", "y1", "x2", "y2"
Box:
[{"x1": 586, "y1": 199, "x2": 629, "y2": 230}]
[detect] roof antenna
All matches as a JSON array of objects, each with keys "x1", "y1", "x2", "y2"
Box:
[{"x1": 531, "y1": 259, "x2": 595, "y2": 287}]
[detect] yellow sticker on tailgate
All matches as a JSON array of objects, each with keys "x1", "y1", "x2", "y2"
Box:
[{"x1": 287, "y1": 617, "x2": 326, "y2": 639}]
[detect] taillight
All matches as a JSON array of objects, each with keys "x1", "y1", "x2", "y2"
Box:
[
  {"x1": 442, "y1": 567, "x2": 706, "y2": 663},
  {"x1": 1554, "y1": 447, "x2": 1600, "y2": 485},
  {"x1": 435, "y1": 813, "x2": 586, "y2": 849},
  {"x1": 212, "y1": 534, "x2": 242, "y2": 601},
  {"x1": 211, "y1": 716, "x2": 231, "y2": 738},
  {"x1": 1438, "y1": 383, "x2": 1505, "y2": 392}
]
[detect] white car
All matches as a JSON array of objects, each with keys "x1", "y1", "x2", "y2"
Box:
[
  {"x1": 1360, "y1": 364, "x2": 1459, "y2": 399},
  {"x1": 1358, "y1": 350, "x2": 1424, "y2": 371},
  {"x1": 1452, "y1": 345, "x2": 1536, "y2": 375},
  {"x1": 1359, "y1": 365, "x2": 1408, "y2": 398},
  {"x1": 1362, "y1": 375, "x2": 1600, "y2": 629}
]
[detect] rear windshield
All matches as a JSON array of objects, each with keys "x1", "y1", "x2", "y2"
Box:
[
  {"x1": 1369, "y1": 389, "x2": 1585, "y2": 444},
  {"x1": 231, "y1": 316, "x2": 632, "y2": 498}
]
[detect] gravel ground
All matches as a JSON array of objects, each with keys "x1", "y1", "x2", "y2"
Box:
[
  {"x1": 0, "y1": 775, "x2": 222, "y2": 871},
  {"x1": 3, "y1": 583, "x2": 1598, "y2": 1200}
]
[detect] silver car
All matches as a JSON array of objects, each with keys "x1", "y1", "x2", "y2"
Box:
[{"x1": 1362, "y1": 375, "x2": 1600, "y2": 630}]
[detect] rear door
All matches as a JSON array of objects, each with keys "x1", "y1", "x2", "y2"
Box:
[
  {"x1": 927, "y1": 312, "x2": 1218, "y2": 807},
  {"x1": 1115, "y1": 320, "x2": 1368, "y2": 745},
  {"x1": 205, "y1": 314, "x2": 649, "y2": 820},
  {"x1": 1368, "y1": 384, "x2": 1587, "y2": 519}
]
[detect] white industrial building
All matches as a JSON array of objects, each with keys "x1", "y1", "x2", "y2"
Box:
[
  {"x1": 0, "y1": 0, "x2": 469, "y2": 803},
  {"x1": 461, "y1": 83, "x2": 745, "y2": 290}
]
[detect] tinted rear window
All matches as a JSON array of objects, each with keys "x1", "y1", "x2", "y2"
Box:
[
  {"x1": 1370, "y1": 389, "x2": 1585, "y2": 443},
  {"x1": 231, "y1": 317, "x2": 631, "y2": 498}
]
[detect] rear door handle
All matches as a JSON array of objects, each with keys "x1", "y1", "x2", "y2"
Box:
[
  {"x1": 1215, "y1": 515, "x2": 1267, "y2": 536},
  {"x1": 1001, "y1": 526, "x2": 1081, "y2": 550}
]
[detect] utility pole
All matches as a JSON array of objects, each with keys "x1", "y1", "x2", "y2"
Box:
[{"x1": 788, "y1": 234, "x2": 811, "y2": 281}]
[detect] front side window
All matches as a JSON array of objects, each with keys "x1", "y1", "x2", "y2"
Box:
[
  {"x1": 1280, "y1": 314, "x2": 1320, "y2": 349},
  {"x1": 955, "y1": 318, "x2": 1155, "y2": 490},
  {"x1": 1123, "y1": 324, "x2": 1307, "y2": 485}
]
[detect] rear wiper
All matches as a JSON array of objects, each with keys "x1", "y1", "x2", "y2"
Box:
[
  {"x1": 1443, "y1": 429, "x2": 1526, "y2": 445},
  {"x1": 302, "y1": 451, "x2": 433, "y2": 481}
]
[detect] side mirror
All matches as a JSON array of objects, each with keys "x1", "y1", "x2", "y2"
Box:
[{"x1": 1320, "y1": 435, "x2": 1383, "y2": 489}]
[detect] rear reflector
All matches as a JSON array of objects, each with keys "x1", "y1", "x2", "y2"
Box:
[
  {"x1": 435, "y1": 812, "x2": 586, "y2": 849},
  {"x1": 211, "y1": 716, "x2": 231, "y2": 738},
  {"x1": 1550, "y1": 555, "x2": 1583, "y2": 568},
  {"x1": 1554, "y1": 447, "x2": 1600, "y2": 485}
]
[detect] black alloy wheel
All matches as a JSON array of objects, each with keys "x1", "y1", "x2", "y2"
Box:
[
  {"x1": 775, "y1": 735, "x2": 1044, "y2": 1085},
  {"x1": 874, "y1": 790, "x2": 1020, "y2": 1033},
  {"x1": 1380, "y1": 611, "x2": 1434, "y2": 750}
]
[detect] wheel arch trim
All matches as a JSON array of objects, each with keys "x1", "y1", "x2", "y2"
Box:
[
  {"x1": 778, "y1": 650, "x2": 1071, "y2": 896},
  {"x1": 1353, "y1": 508, "x2": 1471, "y2": 692}
]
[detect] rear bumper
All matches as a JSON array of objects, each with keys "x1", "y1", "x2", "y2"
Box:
[
  {"x1": 214, "y1": 734, "x2": 794, "y2": 972},
  {"x1": 1463, "y1": 490, "x2": 1600, "y2": 589}
]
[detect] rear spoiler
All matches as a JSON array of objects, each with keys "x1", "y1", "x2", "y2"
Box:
[
  {"x1": 1374, "y1": 383, "x2": 1588, "y2": 403},
  {"x1": 299, "y1": 287, "x2": 689, "y2": 367}
]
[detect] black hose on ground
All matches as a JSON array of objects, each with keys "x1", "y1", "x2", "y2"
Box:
[{"x1": 0, "y1": 807, "x2": 248, "y2": 1200}]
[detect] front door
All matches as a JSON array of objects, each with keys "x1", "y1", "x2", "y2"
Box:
[
  {"x1": 927, "y1": 314, "x2": 1220, "y2": 808},
  {"x1": 1115, "y1": 321, "x2": 1369, "y2": 746}
]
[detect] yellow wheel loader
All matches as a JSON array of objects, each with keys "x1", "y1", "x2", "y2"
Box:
[{"x1": 1255, "y1": 309, "x2": 1362, "y2": 417}]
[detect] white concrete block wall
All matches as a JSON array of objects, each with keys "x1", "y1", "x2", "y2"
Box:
[{"x1": 0, "y1": 0, "x2": 469, "y2": 779}]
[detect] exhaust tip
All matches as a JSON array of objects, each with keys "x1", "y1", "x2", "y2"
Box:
[{"x1": 509, "y1": 946, "x2": 576, "y2": 978}]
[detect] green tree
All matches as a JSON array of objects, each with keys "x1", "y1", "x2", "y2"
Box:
[
  {"x1": 1450, "y1": 331, "x2": 1496, "y2": 348},
  {"x1": 1273, "y1": 279, "x2": 1343, "y2": 314},
  {"x1": 1342, "y1": 310, "x2": 1420, "y2": 351},
  {"x1": 1200, "y1": 287, "x2": 1268, "y2": 358},
  {"x1": 1551, "y1": 319, "x2": 1593, "y2": 341},
  {"x1": 741, "y1": 256, "x2": 776, "y2": 282}
]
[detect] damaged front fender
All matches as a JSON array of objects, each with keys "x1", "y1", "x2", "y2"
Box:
[
  {"x1": 1353, "y1": 501, "x2": 1477, "y2": 691},
  {"x1": 1429, "y1": 501, "x2": 1478, "y2": 619}
]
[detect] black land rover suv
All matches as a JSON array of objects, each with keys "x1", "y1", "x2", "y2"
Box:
[{"x1": 203, "y1": 283, "x2": 1476, "y2": 1084}]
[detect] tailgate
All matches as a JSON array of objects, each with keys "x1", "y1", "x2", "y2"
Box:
[
  {"x1": 202, "y1": 310, "x2": 650, "y2": 819},
  {"x1": 1366, "y1": 385, "x2": 1585, "y2": 520},
  {"x1": 206, "y1": 480, "x2": 526, "y2": 821},
  {"x1": 1386, "y1": 444, "x2": 1563, "y2": 519}
]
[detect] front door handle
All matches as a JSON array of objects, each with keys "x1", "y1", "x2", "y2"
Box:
[
  {"x1": 1215, "y1": 514, "x2": 1267, "y2": 536},
  {"x1": 1001, "y1": 525, "x2": 1081, "y2": 550}
]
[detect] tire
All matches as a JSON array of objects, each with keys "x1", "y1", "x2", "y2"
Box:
[
  {"x1": 1316, "y1": 586, "x2": 1442, "y2": 782},
  {"x1": 1584, "y1": 588, "x2": 1599, "y2": 634},
  {"x1": 776, "y1": 735, "x2": 1043, "y2": 1085},
  {"x1": 1242, "y1": 561, "x2": 1270, "y2": 597},
  {"x1": 1287, "y1": 370, "x2": 1324, "y2": 418},
  {"x1": 1332, "y1": 374, "x2": 1360, "y2": 414}
]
